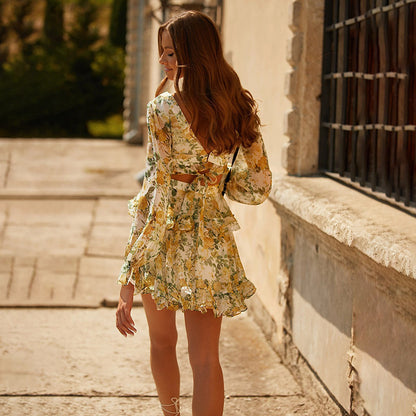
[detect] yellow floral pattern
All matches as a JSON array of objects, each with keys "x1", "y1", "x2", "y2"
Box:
[{"x1": 118, "y1": 92, "x2": 272, "y2": 317}]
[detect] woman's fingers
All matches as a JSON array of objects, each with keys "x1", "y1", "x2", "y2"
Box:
[
  {"x1": 116, "y1": 283, "x2": 137, "y2": 337},
  {"x1": 116, "y1": 305, "x2": 137, "y2": 337}
]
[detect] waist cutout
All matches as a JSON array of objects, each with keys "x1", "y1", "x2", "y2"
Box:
[{"x1": 171, "y1": 172, "x2": 223, "y2": 186}]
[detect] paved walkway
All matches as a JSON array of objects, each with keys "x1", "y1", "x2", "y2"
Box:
[{"x1": 0, "y1": 139, "x2": 321, "y2": 415}]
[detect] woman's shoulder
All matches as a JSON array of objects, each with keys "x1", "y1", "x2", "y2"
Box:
[
  {"x1": 147, "y1": 92, "x2": 176, "y2": 114},
  {"x1": 146, "y1": 92, "x2": 182, "y2": 131}
]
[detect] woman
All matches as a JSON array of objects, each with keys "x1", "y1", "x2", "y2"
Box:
[{"x1": 116, "y1": 11, "x2": 272, "y2": 416}]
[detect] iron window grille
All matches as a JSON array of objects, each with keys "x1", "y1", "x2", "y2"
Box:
[{"x1": 319, "y1": 0, "x2": 416, "y2": 214}]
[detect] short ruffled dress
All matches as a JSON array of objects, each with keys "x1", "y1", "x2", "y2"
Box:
[{"x1": 118, "y1": 92, "x2": 272, "y2": 317}]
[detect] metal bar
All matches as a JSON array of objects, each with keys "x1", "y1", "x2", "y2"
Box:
[
  {"x1": 370, "y1": 0, "x2": 379, "y2": 191},
  {"x1": 322, "y1": 123, "x2": 416, "y2": 131},
  {"x1": 392, "y1": 5, "x2": 400, "y2": 202},
  {"x1": 360, "y1": 0, "x2": 370, "y2": 187},
  {"x1": 326, "y1": 0, "x2": 416, "y2": 31},
  {"x1": 381, "y1": 0, "x2": 391, "y2": 197},
  {"x1": 401, "y1": 0, "x2": 410, "y2": 205},
  {"x1": 319, "y1": 0, "x2": 337, "y2": 171},
  {"x1": 329, "y1": 0, "x2": 340, "y2": 172},
  {"x1": 404, "y1": 4, "x2": 416, "y2": 205},
  {"x1": 350, "y1": 0, "x2": 361, "y2": 182},
  {"x1": 339, "y1": 0, "x2": 350, "y2": 176},
  {"x1": 323, "y1": 71, "x2": 408, "y2": 79}
]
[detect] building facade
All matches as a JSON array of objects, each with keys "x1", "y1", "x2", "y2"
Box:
[{"x1": 124, "y1": 1, "x2": 416, "y2": 415}]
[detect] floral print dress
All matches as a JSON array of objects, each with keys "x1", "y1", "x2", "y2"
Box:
[{"x1": 118, "y1": 92, "x2": 272, "y2": 317}]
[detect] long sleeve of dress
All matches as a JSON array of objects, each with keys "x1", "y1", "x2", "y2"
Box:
[
  {"x1": 118, "y1": 99, "x2": 172, "y2": 288},
  {"x1": 225, "y1": 134, "x2": 272, "y2": 205}
]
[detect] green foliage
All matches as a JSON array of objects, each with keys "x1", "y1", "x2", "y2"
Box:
[
  {"x1": 0, "y1": 0, "x2": 125, "y2": 138},
  {"x1": 88, "y1": 114, "x2": 123, "y2": 138},
  {"x1": 0, "y1": 0, "x2": 37, "y2": 64},
  {"x1": 68, "y1": 1, "x2": 101, "y2": 51},
  {"x1": 43, "y1": 0, "x2": 64, "y2": 47},
  {"x1": 109, "y1": 0, "x2": 127, "y2": 48},
  {"x1": 9, "y1": 0, "x2": 36, "y2": 42}
]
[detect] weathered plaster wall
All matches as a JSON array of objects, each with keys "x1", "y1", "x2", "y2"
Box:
[
  {"x1": 287, "y1": 206, "x2": 416, "y2": 415},
  {"x1": 283, "y1": 0, "x2": 323, "y2": 174},
  {"x1": 221, "y1": 0, "x2": 292, "y2": 338},
  {"x1": 146, "y1": 0, "x2": 164, "y2": 101},
  {"x1": 271, "y1": 175, "x2": 416, "y2": 415},
  {"x1": 291, "y1": 225, "x2": 352, "y2": 410},
  {"x1": 222, "y1": 0, "x2": 292, "y2": 175}
]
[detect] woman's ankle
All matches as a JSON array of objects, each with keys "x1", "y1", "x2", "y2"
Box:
[{"x1": 161, "y1": 397, "x2": 180, "y2": 415}]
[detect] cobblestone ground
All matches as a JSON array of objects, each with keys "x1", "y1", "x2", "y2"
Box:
[{"x1": 0, "y1": 139, "x2": 324, "y2": 415}]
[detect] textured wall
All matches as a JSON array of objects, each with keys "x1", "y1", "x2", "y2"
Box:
[
  {"x1": 221, "y1": 0, "x2": 292, "y2": 340},
  {"x1": 271, "y1": 175, "x2": 416, "y2": 415},
  {"x1": 222, "y1": 0, "x2": 292, "y2": 176}
]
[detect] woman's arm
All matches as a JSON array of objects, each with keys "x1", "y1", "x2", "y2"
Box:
[
  {"x1": 225, "y1": 134, "x2": 272, "y2": 205},
  {"x1": 116, "y1": 282, "x2": 137, "y2": 337},
  {"x1": 118, "y1": 95, "x2": 172, "y2": 289}
]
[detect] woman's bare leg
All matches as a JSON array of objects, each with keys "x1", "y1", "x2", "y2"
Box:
[
  {"x1": 142, "y1": 294, "x2": 180, "y2": 415},
  {"x1": 184, "y1": 309, "x2": 224, "y2": 416}
]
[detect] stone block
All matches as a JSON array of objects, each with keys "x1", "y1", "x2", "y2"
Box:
[
  {"x1": 3, "y1": 140, "x2": 142, "y2": 197},
  {"x1": 94, "y1": 199, "x2": 131, "y2": 225},
  {"x1": 30, "y1": 271, "x2": 77, "y2": 303},
  {"x1": 86, "y1": 224, "x2": 127, "y2": 258},
  {"x1": 0, "y1": 254, "x2": 13, "y2": 273},
  {"x1": 0, "y1": 309, "x2": 155, "y2": 396},
  {"x1": 1, "y1": 225, "x2": 88, "y2": 257},
  {"x1": 291, "y1": 227, "x2": 352, "y2": 410},
  {"x1": 0, "y1": 161, "x2": 8, "y2": 190},
  {"x1": 7, "y1": 256, "x2": 36, "y2": 301},
  {"x1": 281, "y1": 142, "x2": 290, "y2": 172},
  {"x1": 353, "y1": 268, "x2": 416, "y2": 416},
  {"x1": 222, "y1": 314, "x2": 300, "y2": 397},
  {"x1": 288, "y1": 0, "x2": 302, "y2": 32},
  {"x1": 283, "y1": 108, "x2": 300, "y2": 140},
  {"x1": 37, "y1": 256, "x2": 79, "y2": 274},
  {"x1": 75, "y1": 274, "x2": 118, "y2": 306},
  {"x1": 0, "y1": 202, "x2": 7, "y2": 237},
  {"x1": 29, "y1": 256, "x2": 79, "y2": 303},
  {"x1": 76, "y1": 256, "x2": 122, "y2": 304},
  {"x1": 79, "y1": 256, "x2": 121, "y2": 278},
  {"x1": 286, "y1": 32, "x2": 303, "y2": 67},
  {"x1": 0, "y1": 255, "x2": 13, "y2": 300},
  {"x1": 284, "y1": 70, "x2": 298, "y2": 103},
  {"x1": 6, "y1": 200, "x2": 94, "y2": 227}
]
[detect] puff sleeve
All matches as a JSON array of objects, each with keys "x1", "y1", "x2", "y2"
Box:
[{"x1": 225, "y1": 134, "x2": 272, "y2": 205}]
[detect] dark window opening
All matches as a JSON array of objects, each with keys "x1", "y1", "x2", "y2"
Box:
[{"x1": 319, "y1": 0, "x2": 416, "y2": 214}]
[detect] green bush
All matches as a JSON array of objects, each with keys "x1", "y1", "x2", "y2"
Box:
[
  {"x1": 0, "y1": 0, "x2": 125, "y2": 138},
  {"x1": 109, "y1": 0, "x2": 127, "y2": 48}
]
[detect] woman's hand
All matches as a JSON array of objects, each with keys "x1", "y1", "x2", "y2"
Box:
[{"x1": 116, "y1": 282, "x2": 137, "y2": 337}]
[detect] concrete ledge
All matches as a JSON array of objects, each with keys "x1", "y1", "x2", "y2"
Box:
[{"x1": 270, "y1": 175, "x2": 416, "y2": 281}]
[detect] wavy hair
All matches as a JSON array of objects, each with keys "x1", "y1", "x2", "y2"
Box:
[{"x1": 156, "y1": 11, "x2": 261, "y2": 154}]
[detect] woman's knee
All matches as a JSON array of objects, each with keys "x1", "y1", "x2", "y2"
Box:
[
  {"x1": 188, "y1": 345, "x2": 220, "y2": 372},
  {"x1": 185, "y1": 309, "x2": 222, "y2": 371},
  {"x1": 149, "y1": 328, "x2": 178, "y2": 352}
]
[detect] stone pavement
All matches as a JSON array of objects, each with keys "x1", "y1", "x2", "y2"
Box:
[{"x1": 0, "y1": 139, "x2": 322, "y2": 415}]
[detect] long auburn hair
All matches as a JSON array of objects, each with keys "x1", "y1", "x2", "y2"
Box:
[{"x1": 156, "y1": 11, "x2": 261, "y2": 154}]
